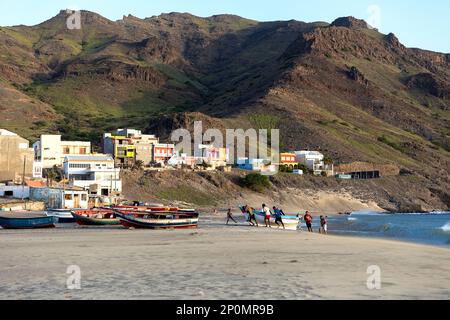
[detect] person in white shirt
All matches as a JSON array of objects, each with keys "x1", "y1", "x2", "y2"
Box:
[{"x1": 262, "y1": 204, "x2": 272, "y2": 228}]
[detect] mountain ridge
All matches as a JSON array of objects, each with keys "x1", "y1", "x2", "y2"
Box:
[{"x1": 0, "y1": 10, "x2": 449, "y2": 210}]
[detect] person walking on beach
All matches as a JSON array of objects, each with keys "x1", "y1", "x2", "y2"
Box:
[
  {"x1": 273, "y1": 206, "x2": 285, "y2": 229},
  {"x1": 320, "y1": 215, "x2": 328, "y2": 234},
  {"x1": 226, "y1": 208, "x2": 237, "y2": 225},
  {"x1": 262, "y1": 204, "x2": 272, "y2": 228},
  {"x1": 296, "y1": 213, "x2": 303, "y2": 231},
  {"x1": 245, "y1": 205, "x2": 258, "y2": 227},
  {"x1": 304, "y1": 211, "x2": 313, "y2": 232}
]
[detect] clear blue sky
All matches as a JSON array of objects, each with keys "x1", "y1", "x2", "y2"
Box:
[{"x1": 1, "y1": 0, "x2": 449, "y2": 53}]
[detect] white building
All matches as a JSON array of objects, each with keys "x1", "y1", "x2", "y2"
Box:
[
  {"x1": 294, "y1": 151, "x2": 333, "y2": 176},
  {"x1": 0, "y1": 184, "x2": 30, "y2": 199},
  {"x1": 168, "y1": 152, "x2": 196, "y2": 167},
  {"x1": 63, "y1": 154, "x2": 122, "y2": 196},
  {"x1": 33, "y1": 135, "x2": 91, "y2": 169}
]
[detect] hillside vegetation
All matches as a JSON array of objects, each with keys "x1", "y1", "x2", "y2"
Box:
[{"x1": 0, "y1": 11, "x2": 448, "y2": 209}]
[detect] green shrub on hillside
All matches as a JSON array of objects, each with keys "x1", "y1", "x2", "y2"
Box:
[
  {"x1": 377, "y1": 135, "x2": 406, "y2": 153},
  {"x1": 240, "y1": 173, "x2": 270, "y2": 192}
]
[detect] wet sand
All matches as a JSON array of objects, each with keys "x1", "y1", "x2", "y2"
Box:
[{"x1": 0, "y1": 215, "x2": 449, "y2": 300}]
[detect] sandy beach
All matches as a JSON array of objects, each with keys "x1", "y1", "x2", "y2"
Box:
[{"x1": 0, "y1": 215, "x2": 449, "y2": 300}]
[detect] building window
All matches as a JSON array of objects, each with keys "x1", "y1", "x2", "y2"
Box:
[
  {"x1": 69, "y1": 163, "x2": 90, "y2": 169},
  {"x1": 63, "y1": 147, "x2": 70, "y2": 154},
  {"x1": 79, "y1": 148, "x2": 87, "y2": 154},
  {"x1": 64, "y1": 194, "x2": 73, "y2": 200},
  {"x1": 81, "y1": 194, "x2": 87, "y2": 201}
]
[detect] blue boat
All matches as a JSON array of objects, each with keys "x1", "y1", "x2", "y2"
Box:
[{"x1": 0, "y1": 213, "x2": 57, "y2": 229}]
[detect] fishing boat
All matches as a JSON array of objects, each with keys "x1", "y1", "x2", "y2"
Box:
[
  {"x1": 111, "y1": 205, "x2": 180, "y2": 212},
  {"x1": 0, "y1": 212, "x2": 57, "y2": 229},
  {"x1": 46, "y1": 209, "x2": 77, "y2": 223},
  {"x1": 239, "y1": 206, "x2": 300, "y2": 230},
  {"x1": 71, "y1": 209, "x2": 120, "y2": 226},
  {"x1": 115, "y1": 209, "x2": 199, "y2": 229}
]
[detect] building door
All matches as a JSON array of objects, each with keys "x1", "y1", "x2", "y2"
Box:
[{"x1": 73, "y1": 194, "x2": 80, "y2": 208}]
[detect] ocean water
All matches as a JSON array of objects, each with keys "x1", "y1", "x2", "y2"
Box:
[{"x1": 326, "y1": 211, "x2": 450, "y2": 247}]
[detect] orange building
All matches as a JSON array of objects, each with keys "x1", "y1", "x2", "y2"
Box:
[
  {"x1": 280, "y1": 153, "x2": 298, "y2": 167},
  {"x1": 152, "y1": 143, "x2": 175, "y2": 164}
]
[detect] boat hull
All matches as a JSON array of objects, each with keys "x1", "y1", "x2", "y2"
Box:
[
  {"x1": 46, "y1": 209, "x2": 76, "y2": 223},
  {"x1": 0, "y1": 216, "x2": 57, "y2": 229},
  {"x1": 116, "y1": 212, "x2": 199, "y2": 229},
  {"x1": 71, "y1": 210, "x2": 120, "y2": 226}
]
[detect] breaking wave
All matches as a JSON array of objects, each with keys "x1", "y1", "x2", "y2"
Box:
[{"x1": 440, "y1": 222, "x2": 450, "y2": 232}]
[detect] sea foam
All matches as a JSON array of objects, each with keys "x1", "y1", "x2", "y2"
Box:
[{"x1": 440, "y1": 222, "x2": 450, "y2": 232}]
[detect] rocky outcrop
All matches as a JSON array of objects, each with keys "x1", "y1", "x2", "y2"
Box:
[
  {"x1": 60, "y1": 60, "x2": 166, "y2": 85},
  {"x1": 347, "y1": 66, "x2": 369, "y2": 87},
  {"x1": 405, "y1": 73, "x2": 449, "y2": 99},
  {"x1": 331, "y1": 16, "x2": 369, "y2": 29}
]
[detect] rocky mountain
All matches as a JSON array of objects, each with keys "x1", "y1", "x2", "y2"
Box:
[{"x1": 0, "y1": 10, "x2": 449, "y2": 210}]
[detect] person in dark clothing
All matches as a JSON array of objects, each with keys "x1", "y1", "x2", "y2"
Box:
[
  {"x1": 320, "y1": 215, "x2": 328, "y2": 234},
  {"x1": 272, "y1": 206, "x2": 285, "y2": 229},
  {"x1": 304, "y1": 211, "x2": 313, "y2": 232},
  {"x1": 226, "y1": 208, "x2": 237, "y2": 225},
  {"x1": 245, "y1": 205, "x2": 258, "y2": 227}
]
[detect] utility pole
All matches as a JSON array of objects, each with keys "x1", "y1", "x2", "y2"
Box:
[
  {"x1": 110, "y1": 174, "x2": 113, "y2": 204},
  {"x1": 21, "y1": 156, "x2": 26, "y2": 201}
]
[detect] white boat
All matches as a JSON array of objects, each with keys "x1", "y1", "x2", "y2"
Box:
[
  {"x1": 45, "y1": 209, "x2": 77, "y2": 223},
  {"x1": 239, "y1": 206, "x2": 300, "y2": 231}
]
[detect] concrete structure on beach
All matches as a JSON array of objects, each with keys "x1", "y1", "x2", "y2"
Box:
[
  {"x1": 29, "y1": 187, "x2": 89, "y2": 209},
  {"x1": 0, "y1": 129, "x2": 35, "y2": 183},
  {"x1": 33, "y1": 134, "x2": 91, "y2": 169}
]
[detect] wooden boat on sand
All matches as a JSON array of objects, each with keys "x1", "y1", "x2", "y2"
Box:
[
  {"x1": 46, "y1": 209, "x2": 76, "y2": 223},
  {"x1": 71, "y1": 209, "x2": 120, "y2": 226},
  {"x1": 238, "y1": 206, "x2": 300, "y2": 230},
  {"x1": 0, "y1": 212, "x2": 57, "y2": 229},
  {"x1": 110, "y1": 205, "x2": 180, "y2": 212},
  {"x1": 115, "y1": 209, "x2": 199, "y2": 229}
]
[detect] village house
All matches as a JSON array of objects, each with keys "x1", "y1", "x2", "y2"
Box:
[
  {"x1": 0, "y1": 184, "x2": 29, "y2": 199},
  {"x1": 279, "y1": 153, "x2": 298, "y2": 169},
  {"x1": 0, "y1": 129, "x2": 38, "y2": 183},
  {"x1": 236, "y1": 158, "x2": 275, "y2": 173},
  {"x1": 29, "y1": 186, "x2": 89, "y2": 209},
  {"x1": 168, "y1": 152, "x2": 196, "y2": 168},
  {"x1": 294, "y1": 150, "x2": 334, "y2": 176},
  {"x1": 103, "y1": 129, "x2": 159, "y2": 167},
  {"x1": 153, "y1": 143, "x2": 175, "y2": 165},
  {"x1": 33, "y1": 134, "x2": 91, "y2": 169},
  {"x1": 196, "y1": 144, "x2": 228, "y2": 169},
  {"x1": 63, "y1": 154, "x2": 122, "y2": 196}
]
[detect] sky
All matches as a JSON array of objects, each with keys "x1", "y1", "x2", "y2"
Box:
[{"x1": 0, "y1": 0, "x2": 449, "y2": 53}]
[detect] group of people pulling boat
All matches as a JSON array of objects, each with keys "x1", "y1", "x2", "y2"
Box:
[{"x1": 236, "y1": 204, "x2": 328, "y2": 233}]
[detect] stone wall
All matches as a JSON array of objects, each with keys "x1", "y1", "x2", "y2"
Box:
[{"x1": 334, "y1": 162, "x2": 400, "y2": 176}]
